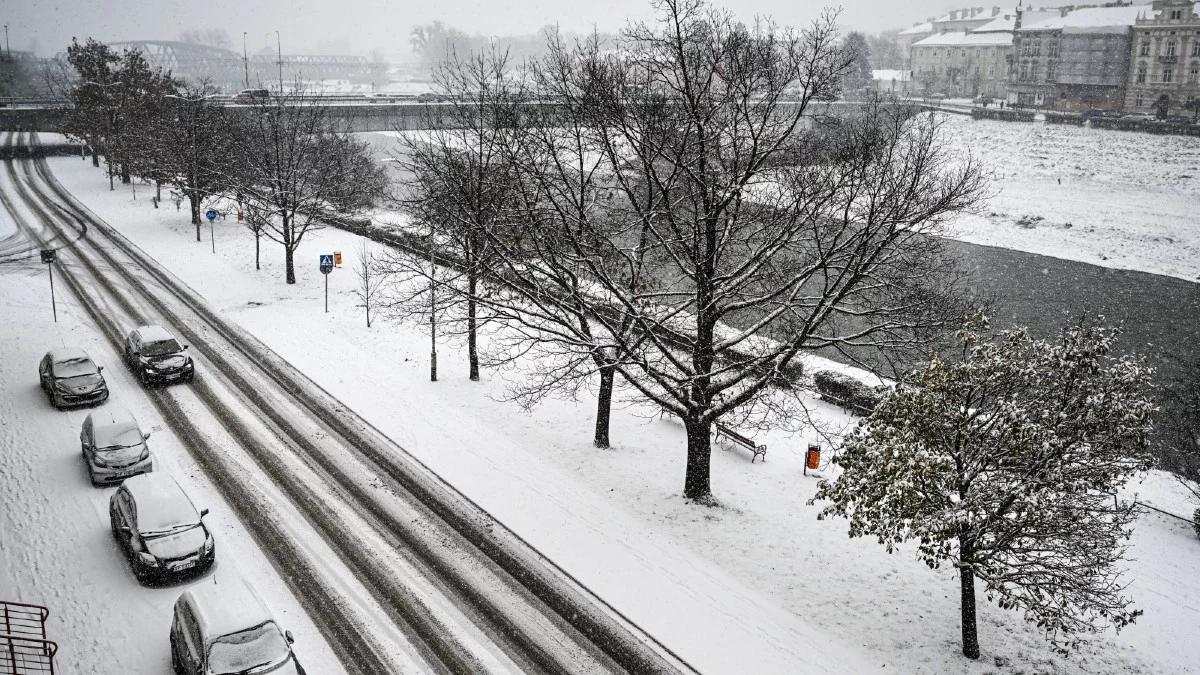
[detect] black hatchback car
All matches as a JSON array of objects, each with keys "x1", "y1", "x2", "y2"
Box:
[
  {"x1": 124, "y1": 325, "x2": 194, "y2": 385},
  {"x1": 110, "y1": 473, "x2": 214, "y2": 583},
  {"x1": 38, "y1": 348, "x2": 109, "y2": 408}
]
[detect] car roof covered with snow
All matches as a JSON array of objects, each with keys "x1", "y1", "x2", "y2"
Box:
[
  {"x1": 122, "y1": 473, "x2": 200, "y2": 534},
  {"x1": 185, "y1": 579, "x2": 277, "y2": 641},
  {"x1": 132, "y1": 324, "x2": 178, "y2": 343},
  {"x1": 47, "y1": 348, "x2": 99, "y2": 376},
  {"x1": 46, "y1": 346, "x2": 91, "y2": 364},
  {"x1": 87, "y1": 408, "x2": 142, "y2": 447}
]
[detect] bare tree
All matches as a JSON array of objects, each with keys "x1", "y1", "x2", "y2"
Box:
[
  {"x1": 229, "y1": 87, "x2": 386, "y2": 284},
  {"x1": 815, "y1": 316, "x2": 1156, "y2": 659},
  {"x1": 428, "y1": 0, "x2": 983, "y2": 498},
  {"x1": 387, "y1": 49, "x2": 521, "y2": 381},
  {"x1": 354, "y1": 240, "x2": 384, "y2": 327}
]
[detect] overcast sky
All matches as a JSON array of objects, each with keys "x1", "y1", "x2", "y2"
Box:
[{"x1": 4, "y1": 0, "x2": 969, "y2": 58}]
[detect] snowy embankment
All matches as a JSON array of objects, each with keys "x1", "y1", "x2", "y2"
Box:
[
  {"x1": 940, "y1": 115, "x2": 1200, "y2": 282},
  {"x1": 42, "y1": 153, "x2": 1200, "y2": 674}
]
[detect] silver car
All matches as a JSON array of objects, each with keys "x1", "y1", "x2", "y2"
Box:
[
  {"x1": 80, "y1": 408, "x2": 153, "y2": 486},
  {"x1": 171, "y1": 580, "x2": 305, "y2": 675}
]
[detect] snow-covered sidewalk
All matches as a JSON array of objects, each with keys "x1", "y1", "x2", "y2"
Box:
[{"x1": 41, "y1": 153, "x2": 1200, "y2": 674}]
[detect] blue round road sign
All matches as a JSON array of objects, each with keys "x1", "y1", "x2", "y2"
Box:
[{"x1": 205, "y1": 209, "x2": 219, "y2": 222}]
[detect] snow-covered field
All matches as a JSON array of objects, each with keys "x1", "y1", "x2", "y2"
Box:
[
  {"x1": 0, "y1": 233, "x2": 345, "y2": 672},
  {"x1": 19, "y1": 153, "x2": 1197, "y2": 674},
  {"x1": 941, "y1": 114, "x2": 1200, "y2": 282}
]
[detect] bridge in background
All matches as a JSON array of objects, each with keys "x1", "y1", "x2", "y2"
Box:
[{"x1": 0, "y1": 99, "x2": 893, "y2": 135}]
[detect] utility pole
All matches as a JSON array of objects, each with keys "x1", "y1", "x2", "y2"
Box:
[
  {"x1": 4, "y1": 25, "x2": 10, "y2": 58},
  {"x1": 242, "y1": 31, "x2": 250, "y2": 89},
  {"x1": 275, "y1": 30, "x2": 283, "y2": 94},
  {"x1": 429, "y1": 222, "x2": 437, "y2": 382}
]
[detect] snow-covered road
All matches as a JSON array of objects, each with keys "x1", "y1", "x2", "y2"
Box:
[{"x1": 0, "y1": 183, "x2": 347, "y2": 674}]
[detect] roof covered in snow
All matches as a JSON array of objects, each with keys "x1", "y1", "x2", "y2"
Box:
[
  {"x1": 133, "y1": 324, "x2": 178, "y2": 343},
  {"x1": 123, "y1": 473, "x2": 200, "y2": 535},
  {"x1": 900, "y1": 22, "x2": 934, "y2": 35},
  {"x1": 913, "y1": 31, "x2": 1014, "y2": 48},
  {"x1": 970, "y1": 9, "x2": 1060, "y2": 32},
  {"x1": 185, "y1": 579, "x2": 277, "y2": 641},
  {"x1": 1020, "y1": 5, "x2": 1144, "y2": 33}
]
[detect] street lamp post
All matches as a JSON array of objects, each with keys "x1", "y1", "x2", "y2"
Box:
[{"x1": 242, "y1": 32, "x2": 250, "y2": 89}]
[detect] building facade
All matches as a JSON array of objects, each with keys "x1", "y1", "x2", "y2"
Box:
[
  {"x1": 1009, "y1": 5, "x2": 1141, "y2": 111},
  {"x1": 912, "y1": 31, "x2": 1014, "y2": 98},
  {"x1": 1123, "y1": 0, "x2": 1200, "y2": 117}
]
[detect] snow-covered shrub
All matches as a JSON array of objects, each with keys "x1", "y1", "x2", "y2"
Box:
[{"x1": 813, "y1": 370, "x2": 883, "y2": 415}]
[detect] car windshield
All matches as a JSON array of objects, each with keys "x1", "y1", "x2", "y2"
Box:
[
  {"x1": 141, "y1": 339, "x2": 182, "y2": 357},
  {"x1": 54, "y1": 357, "x2": 98, "y2": 378},
  {"x1": 207, "y1": 622, "x2": 290, "y2": 675}
]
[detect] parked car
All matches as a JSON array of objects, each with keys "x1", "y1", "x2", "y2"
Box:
[
  {"x1": 81, "y1": 408, "x2": 153, "y2": 486},
  {"x1": 416, "y1": 92, "x2": 439, "y2": 102},
  {"x1": 235, "y1": 88, "x2": 270, "y2": 101},
  {"x1": 39, "y1": 348, "x2": 108, "y2": 408},
  {"x1": 171, "y1": 580, "x2": 306, "y2": 675},
  {"x1": 123, "y1": 325, "x2": 194, "y2": 385},
  {"x1": 109, "y1": 473, "x2": 214, "y2": 583},
  {"x1": 1123, "y1": 112, "x2": 1154, "y2": 121}
]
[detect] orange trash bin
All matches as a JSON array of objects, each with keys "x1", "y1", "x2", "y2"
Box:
[{"x1": 805, "y1": 445, "x2": 821, "y2": 471}]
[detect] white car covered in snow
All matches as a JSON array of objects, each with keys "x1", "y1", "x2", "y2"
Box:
[{"x1": 171, "y1": 579, "x2": 306, "y2": 675}]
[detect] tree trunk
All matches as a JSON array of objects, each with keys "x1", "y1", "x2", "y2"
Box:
[
  {"x1": 285, "y1": 246, "x2": 296, "y2": 284},
  {"x1": 594, "y1": 364, "x2": 615, "y2": 448},
  {"x1": 467, "y1": 268, "x2": 479, "y2": 381},
  {"x1": 682, "y1": 415, "x2": 713, "y2": 500},
  {"x1": 90, "y1": 148, "x2": 99, "y2": 166},
  {"x1": 959, "y1": 537, "x2": 981, "y2": 659},
  {"x1": 254, "y1": 228, "x2": 261, "y2": 271},
  {"x1": 120, "y1": 165, "x2": 130, "y2": 184},
  {"x1": 155, "y1": 181, "x2": 161, "y2": 202},
  {"x1": 283, "y1": 216, "x2": 296, "y2": 284},
  {"x1": 189, "y1": 197, "x2": 201, "y2": 241}
]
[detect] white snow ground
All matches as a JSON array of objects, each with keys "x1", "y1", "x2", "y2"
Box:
[
  {"x1": 0, "y1": 247, "x2": 346, "y2": 673},
  {"x1": 30, "y1": 154, "x2": 1200, "y2": 674},
  {"x1": 940, "y1": 114, "x2": 1200, "y2": 282}
]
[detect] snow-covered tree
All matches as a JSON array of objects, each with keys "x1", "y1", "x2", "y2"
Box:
[
  {"x1": 229, "y1": 88, "x2": 386, "y2": 284},
  {"x1": 814, "y1": 315, "x2": 1155, "y2": 659}
]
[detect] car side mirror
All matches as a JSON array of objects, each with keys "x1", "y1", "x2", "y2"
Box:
[
  {"x1": 133, "y1": 351, "x2": 141, "y2": 357},
  {"x1": 143, "y1": 432, "x2": 152, "y2": 440},
  {"x1": 98, "y1": 366, "x2": 104, "y2": 372},
  {"x1": 183, "y1": 345, "x2": 189, "y2": 350},
  {"x1": 285, "y1": 630, "x2": 294, "y2": 645},
  {"x1": 199, "y1": 508, "x2": 209, "y2": 518}
]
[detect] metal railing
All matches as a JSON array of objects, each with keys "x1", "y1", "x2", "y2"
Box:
[{"x1": 1, "y1": 602, "x2": 56, "y2": 675}]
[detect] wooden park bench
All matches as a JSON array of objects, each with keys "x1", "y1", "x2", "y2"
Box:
[{"x1": 713, "y1": 422, "x2": 767, "y2": 463}]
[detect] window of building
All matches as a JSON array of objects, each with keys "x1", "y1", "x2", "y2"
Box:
[
  {"x1": 1137, "y1": 65, "x2": 1148, "y2": 83},
  {"x1": 1048, "y1": 41, "x2": 1059, "y2": 58},
  {"x1": 1047, "y1": 62, "x2": 1057, "y2": 81},
  {"x1": 988, "y1": 65, "x2": 995, "y2": 78},
  {"x1": 1191, "y1": 64, "x2": 1199, "y2": 83},
  {"x1": 1136, "y1": 94, "x2": 1145, "y2": 107},
  {"x1": 1167, "y1": 40, "x2": 1177, "y2": 57},
  {"x1": 1170, "y1": 9, "x2": 1182, "y2": 20},
  {"x1": 1192, "y1": 41, "x2": 1200, "y2": 57},
  {"x1": 1163, "y1": 65, "x2": 1174, "y2": 82},
  {"x1": 1140, "y1": 40, "x2": 1151, "y2": 56},
  {"x1": 1032, "y1": 41, "x2": 1041, "y2": 56},
  {"x1": 1020, "y1": 63, "x2": 1031, "y2": 81}
]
